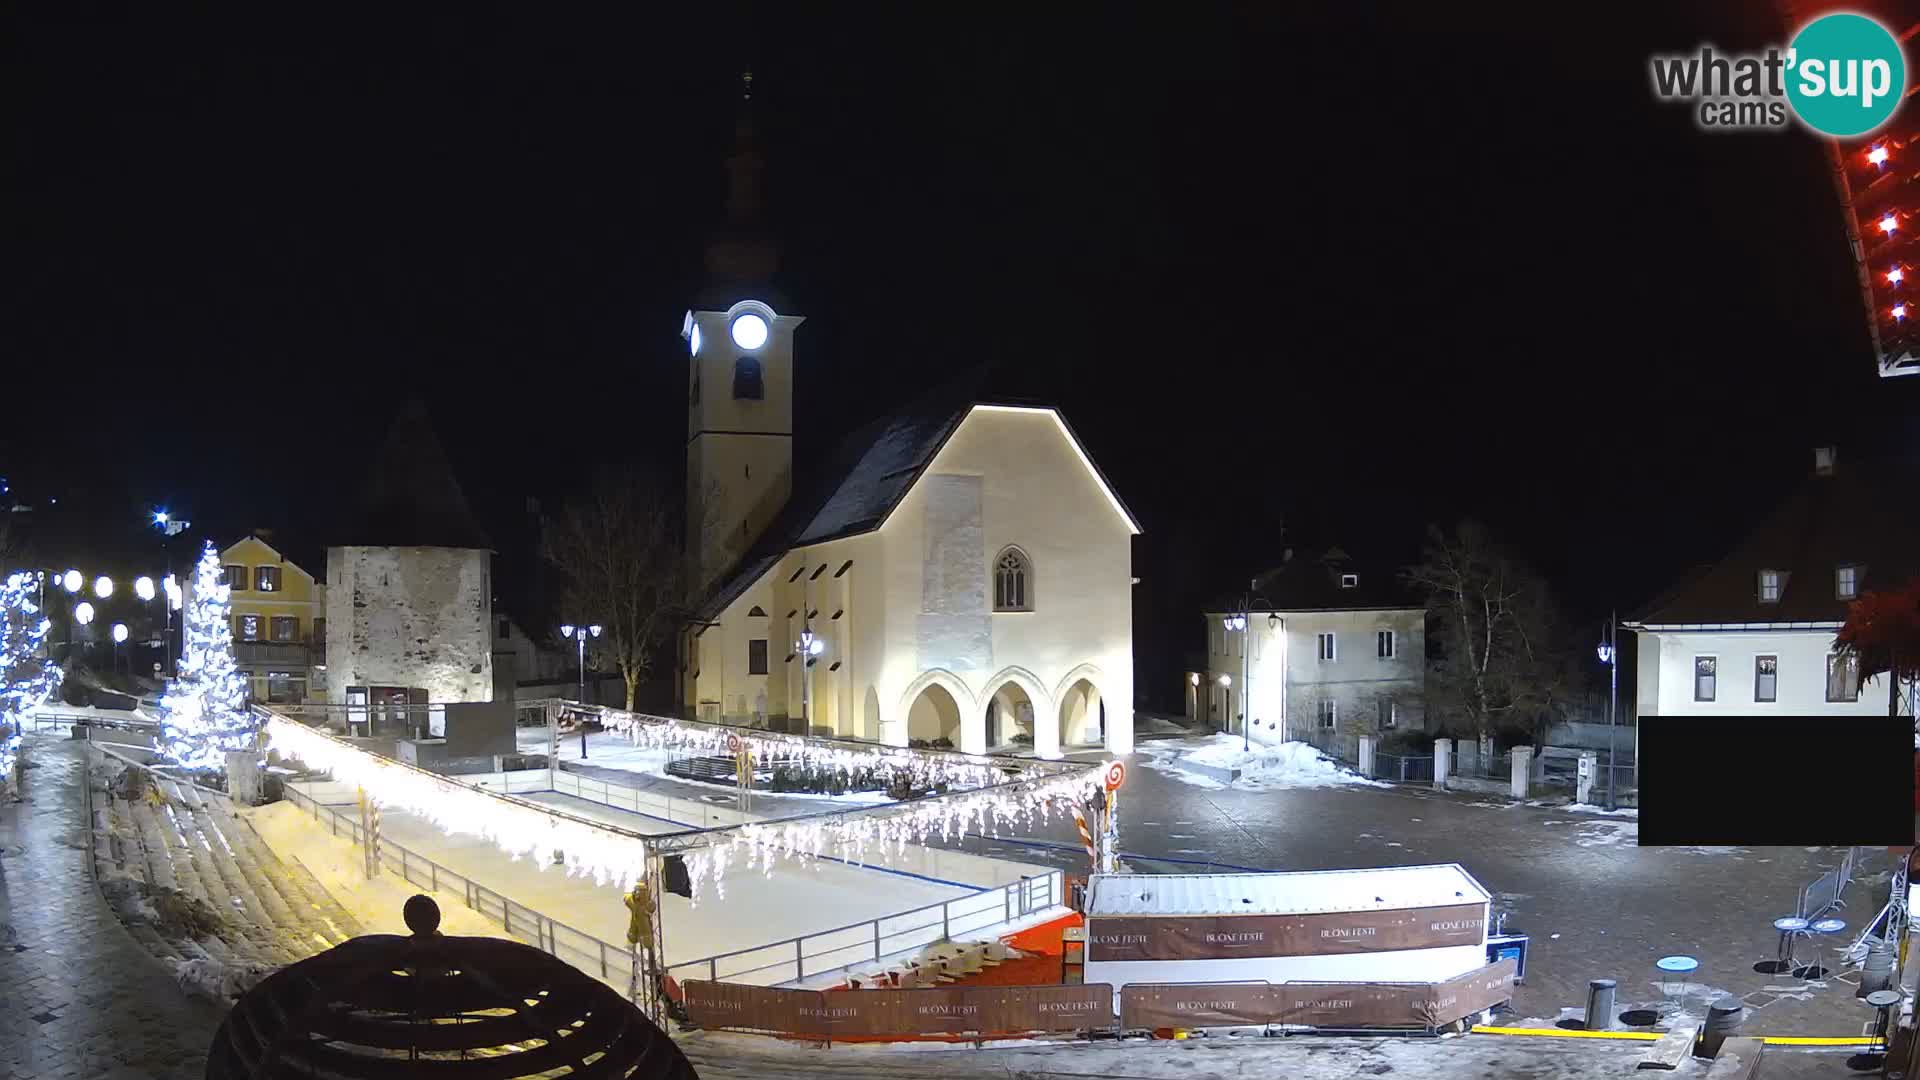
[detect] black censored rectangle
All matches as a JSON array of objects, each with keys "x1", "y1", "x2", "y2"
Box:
[{"x1": 1636, "y1": 717, "x2": 1914, "y2": 847}]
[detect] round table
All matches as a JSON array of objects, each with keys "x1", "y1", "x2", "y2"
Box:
[
  {"x1": 1795, "y1": 918, "x2": 1845, "y2": 981},
  {"x1": 1760, "y1": 917, "x2": 1809, "y2": 975},
  {"x1": 1656, "y1": 956, "x2": 1699, "y2": 1015},
  {"x1": 1867, "y1": 989, "x2": 1904, "y2": 1048}
]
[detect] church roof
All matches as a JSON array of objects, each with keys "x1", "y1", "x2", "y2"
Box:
[
  {"x1": 691, "y1": 368, "x2": 1138, "y2": 624},
  {"x1": 1626, "y1": 453, "x2": 1920, "y2": 627},
  {"x1": 336, "y1": 400, "x2": 494, "y2": 551},
  {"x1": 1205, "y1": 547, "x2": 1422, "y2": 615}
]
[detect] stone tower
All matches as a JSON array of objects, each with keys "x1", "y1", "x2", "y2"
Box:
[
  {"x1": 326, "y1": 400, "x2": 495, "y2": 704},
  {"x1": 684, "y1": 72, "x2": 804, "y2": 598}
]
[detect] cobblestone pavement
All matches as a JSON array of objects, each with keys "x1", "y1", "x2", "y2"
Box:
[{"x1": 0, "y1": 737, "x2": 225, "y2": 1080}]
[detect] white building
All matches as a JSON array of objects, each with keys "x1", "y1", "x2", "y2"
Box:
[
  {"x1": 674, "y1": 80, "x2": 1139, "y2": 758},
  {"x1": 1625, "y1": 448, "x2": 1916, "y2": 720},
  {"x1": 1193, "y1": 548, "x2": 1426, "y2": 745}
]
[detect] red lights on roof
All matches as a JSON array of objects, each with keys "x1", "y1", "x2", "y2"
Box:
[
  {"x1": 1869, "y1": 145, "x2": 1891, "y2": 166},
  {"x1": 1890, "y1": 267, "x2": 1906, "y2": 285},
  {"x1": 1894, "y1": 304, "x2": 1908, "y2": 321},
  {"x1": 1881, "y1": 213, "x2": 1900, "y2": 234}
]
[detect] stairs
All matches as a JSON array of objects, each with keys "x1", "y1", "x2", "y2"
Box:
[{"x1": 97, "y1": 766, "x2": 364, "y2": 970}]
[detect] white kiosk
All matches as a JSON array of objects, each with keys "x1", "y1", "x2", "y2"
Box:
[{"x1": 1084, "y1": 864, "x2": 1493, "y2": 1000}]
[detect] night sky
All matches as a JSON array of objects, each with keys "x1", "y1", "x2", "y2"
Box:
[{"x1": 5, "y1": 4, "x2": 1918, "y2": 708}]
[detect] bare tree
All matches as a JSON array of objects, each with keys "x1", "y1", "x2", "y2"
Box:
[
  {"x1": 1404, "y1": 521, "x2": 1573, "y2": 746},
  {"x1": 543, "y1": 467, "x2": 695, "y2": 711}
]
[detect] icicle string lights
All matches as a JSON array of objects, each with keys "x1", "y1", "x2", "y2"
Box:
[
  {"x1": 267, "y1": 707, "x2": 1107, "y2": 905},
  {"x1": 592, "y1": 704, "x2": 1070, "y2": 793},
  {"x1": 266, "y1": 715, "x2": 657, "y2": 892}
]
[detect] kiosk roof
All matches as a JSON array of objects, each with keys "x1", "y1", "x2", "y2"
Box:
[{"x1": 1087, "y1": 864, "x2": 1490, "y2": 917}]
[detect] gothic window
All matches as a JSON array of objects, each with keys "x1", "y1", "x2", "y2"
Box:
[
  {"x1": 748, "y1": 639, "x2": 769, "y2": 675},
  {"x1": 993, "y1": 547, "x2": 1032, "y2": 612},
  {"x1": 732, "y1": 355, "x2": 764, "y2": 399}
]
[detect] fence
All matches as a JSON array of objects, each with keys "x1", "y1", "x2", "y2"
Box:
[
  {"x1": 278, "y1": 783, "x2": 645, "y2": 989},
  {"x1": 1452, "y1": 745, "x2": 1511, "y2": 781},
  {"x1": 665, "y1": 871, "x2": 1061, "y2": 986},
  {"x1": 1374, "y1": 752, "x2": 1434, "y2": 784},
  {"x1": 281, "y1": 778, "x2": 1063, "y2": 994}
]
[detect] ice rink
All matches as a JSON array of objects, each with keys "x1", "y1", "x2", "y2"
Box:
[{"x1": 299, "y1": 785, "x2": 1020, "y2": 984}]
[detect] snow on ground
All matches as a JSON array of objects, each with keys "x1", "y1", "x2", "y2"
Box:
[
  {"x1": 298, "y1": 788, "x2": 978, "y2": 978},
  {"x1": 1142, "y1": 735, "x2": 1389, "y2": 791},
  {"x1": 519, "y1": 726, "x2": 894, "y2": 804},
  {"x1": 1550, "y1": 816, "x2": 1744, "y2": 856},
  {"x1": 243, "y1": 800, "x2": 502, "y2": 938},
  {"x1": 1555, "y1": 802, "x2": 1639, "y2": 817}
]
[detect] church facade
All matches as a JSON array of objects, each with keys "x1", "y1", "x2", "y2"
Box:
[
  {"x1": 673, "y1": 77, "x2": 1138, "y2": 758},
  {"x1": 676, "y1": 303, "x2": 1138, "y2": 758}
]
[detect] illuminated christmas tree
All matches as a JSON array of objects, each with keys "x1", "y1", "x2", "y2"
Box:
[
  {"x1": 158, "y1": 541, "x2": 254, "y2": 770},
  {"x1": 0, "y1": 571, "x2": 62, "y2": 785}
]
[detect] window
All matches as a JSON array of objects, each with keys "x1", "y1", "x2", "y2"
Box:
[
  {"x1": 237, "y1": 614, "x2": 261, "y2": 641},
  {"x1": 266, "y1": 672, "x2": 297, "y2": 704},
  {"x1": 225, "y1": 565, "x2": 248, "y2": 590},
  {"x1": 1341, "y1": 574, "x2": 1358, "y2": 588},
  {"x1": 1317, "y1": 699, "x2": 1337, "y2": 729},
  {"x1": 1837, "y1": 565, "x2": 1860, "y2": 600},
  {"x1": 1376, "y1": 630, "x2": 1395, "y2": 659},
  {"x1": 747, "y1": 639, "x2": 769, "y2": 675},
  {"x1": 1758, "y1": 569, "x2": 1782, "y2": 603},
  {"x1": 732, "y1": 355, "x2": 764, "y2": 399},
  {"x1": 1827, "y1": 652, "x2": 1861, "y2": 702},
  {"x1": 747, "y1": 605, "x2": 768, "y2": 617},
  {"x1": 1317, "y1": 632, "x2": 1336, "y2": 661},
  {"x1": 1378, "y1": 699, "x2": 1397, "y2": 729},
  {"x1": 270, "y1": 616, "x2": 298, "y2": 643},
  {"x1": 1755, "y1": 655, "x2": 1778, "y2": 703},
  {"x1": 1693, "y1": 656, "x2": 1717, "y2": 701},
  {"x1": 313, "y1": 618, "x2": 326, "y2": 644},
  {"x1": 255, "y1": 566, "x2": 281, "y2": 592},
  {"x1": 993, "y1": 547, "x2": 1032, "y2": 611}
]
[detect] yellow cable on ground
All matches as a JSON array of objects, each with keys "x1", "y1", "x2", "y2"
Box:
[{"x1": 1472, "y1": 1026, "x2": 1879, "y2": 1047}]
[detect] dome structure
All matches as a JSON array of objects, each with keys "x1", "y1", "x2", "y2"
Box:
[{"x1": 206, "y1": 895, "x2": 697, "y2": 1079}]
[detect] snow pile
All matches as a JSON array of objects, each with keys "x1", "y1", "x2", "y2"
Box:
[
  {"x1": 172, "y1": 956, "x2": 278, "y2": 1002},
  {"x1": 1150, "y1": 736, "x2": 1388, "y2": 791},
  {"x1": 1557, "y1": 803, "x2": 1639, "y2": 818}
]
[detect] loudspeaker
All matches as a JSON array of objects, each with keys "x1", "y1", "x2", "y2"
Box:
[{"x1": 663, "y1": 855, "x2": 692, "y2": 898}]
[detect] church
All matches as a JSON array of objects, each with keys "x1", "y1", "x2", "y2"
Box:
[{"x1": 675, "y1": 77, "x2": 1138, "y2": 758}]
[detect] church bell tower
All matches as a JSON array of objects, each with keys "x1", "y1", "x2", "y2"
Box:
[{"x1": 685, "y1": 72, "x2": 802, "y2": 598}]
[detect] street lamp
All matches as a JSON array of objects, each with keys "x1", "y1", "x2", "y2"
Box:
[
  {"x1": 797, "y1": 626, "x2": 825, "y2": 730},
  {"x1": 61, "y1": 570, "x2": 81, "y2": 594},
  {"x1": 134, "y1": 576, "x2": 155, "y2": 602},
  {"x1": 93, "y1": 576, "x2": 113, "y2": 600},
  {"x1": 74, "y1": 601, "x2": 94, "y2": 625},
  {"x1": 559, "y1": 623, "x2": 602, "y2": 758},
  {"x1": 1596, "y1": 613, "x2": 1619, "y2": 811},
  {"x1": 1222, "y1": 581, "x2": 1277, "y2": 751}
]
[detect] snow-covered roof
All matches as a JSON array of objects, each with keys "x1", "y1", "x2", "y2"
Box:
[{"x1": 1086, "y1": 864, "x2": 1490, "y2": 918}]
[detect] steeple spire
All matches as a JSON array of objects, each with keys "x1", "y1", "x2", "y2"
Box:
[{"x1": 704, "y1": 69, "x2": 779, "y2": 290}]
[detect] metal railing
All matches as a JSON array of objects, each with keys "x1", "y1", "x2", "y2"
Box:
[
  {"x1": 278, "y1": 783, "x2": 645, "y2": 995},
  {"x1": 666, "y1": 870, "x2": 1061, "y2": 987},
  {"x1": 1374, "y1": 752, "x2": 1434, "y2": 784},
  {"x1": 280, "y1": 780, "x2": 1063, "y2": 995}
]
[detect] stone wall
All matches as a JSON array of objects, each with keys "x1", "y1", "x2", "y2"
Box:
[{"x1": 326, "y1": 546, "x2": 492, "y2": 703}]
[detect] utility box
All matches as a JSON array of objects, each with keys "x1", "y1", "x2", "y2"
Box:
[{"x1": 1062, "y1": 926, "x2": 1086, "y2": 985}]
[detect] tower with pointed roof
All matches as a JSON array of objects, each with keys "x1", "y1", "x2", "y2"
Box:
[
  {"x1": 325, "y1": 400, "x2": 498, "y2": 713},
  {"x1": 684, "y1": 72, "x2": 804, "y2": 600}
]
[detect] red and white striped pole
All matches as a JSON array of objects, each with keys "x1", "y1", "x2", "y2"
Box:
[{"x1": 1072, "y1": 803, "x2": 1097, "y2": 869}]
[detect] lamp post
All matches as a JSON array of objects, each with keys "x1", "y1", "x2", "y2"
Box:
[
  {"x1": 1221, "y1": 580, "x2": 1276, "y2": 751},
  {"x1": 797, "y1": 625, "x2": 825, "y2": 731},
  {"x1": 1596, "y1": 613, "x2": 1618, "y2": 812},
  {"x1": 152, "y1": 511, "x2": 189, "y2": 676},
  {"x1": 559, "y1": 623, "x2": 602, "y2": 759}
]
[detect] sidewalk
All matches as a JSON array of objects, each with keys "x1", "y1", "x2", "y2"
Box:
[{"x1": 0, "y1": 737, "x2": 225, "y2": 1080}]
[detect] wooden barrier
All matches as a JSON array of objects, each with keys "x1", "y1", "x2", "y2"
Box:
[
  {"x1": 684, "y1": 981, "x2": 1113, "y2": 1037},
  {"x1": 1119, "y1": 959, "x2": 1519, "y2": 1030},
  {"x1": 685, "y1": 959, "x2": 1517, "y2": 1039}
]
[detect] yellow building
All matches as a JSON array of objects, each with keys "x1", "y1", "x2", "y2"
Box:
[{"x1": 219, "y1": 535, "x2": 326, "y2": 704}]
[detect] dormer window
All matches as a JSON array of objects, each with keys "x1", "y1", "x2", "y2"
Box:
[
  {"x1": 1758, "y1": 569, "x2": 1783, "y2": 604},
  {"x1": 1340, "y1": 573, "x2": 1358, "y2": 588},
  {"x1": 1837, "y1": 565, "x2": 1860, "y2": 600}
]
